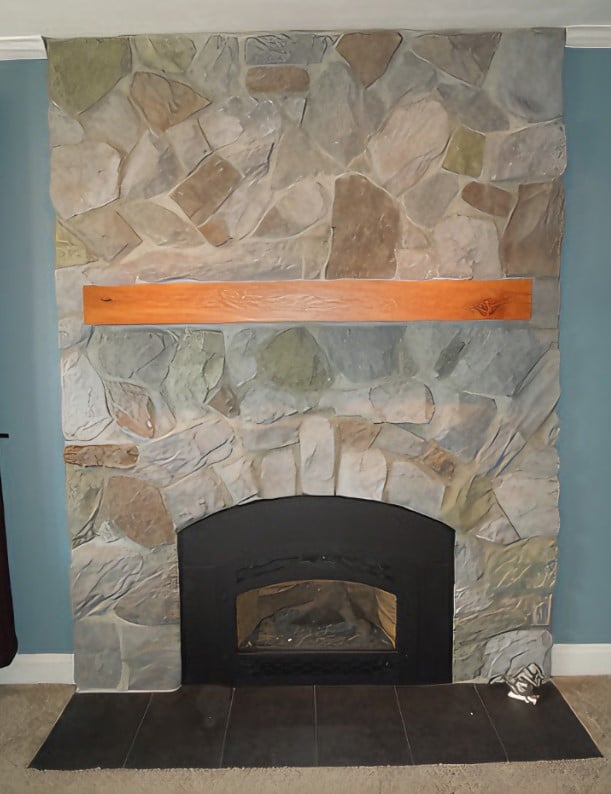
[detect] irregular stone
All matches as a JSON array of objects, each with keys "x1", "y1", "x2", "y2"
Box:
[
  {"x1": 163, "y1": 330, "x2": 225, "y2": 420},
  {"x1": 136, "y1": 418, "x2": 234, "y2": 488},
  {"x1": 106, "y1": 381, "x2": 155, "y2": 438},
  {"x1": 475, "y1": 511, "x2": 520, "y2": 545},
  {"x1": 198, "y1": 96, "x2": 251, "y2": 148},
  {"x1": 461, "y1": 181, "x2": 514, "y2": 216},
  {"x1": 430, "y1": 392, "x2": 497, "y2": 462},
  {"x1": 72, "y1": 538, "x2": 144, "y2": 618},
  {"x1": 255, "y1": 179, "x2": 327, "y2": 238},
  {"x1": 501, "y1": 181, "x2": 564, "y2": 277},
  {"x1": 240, "y1": 385, "x2": 311, "y2": 424},
  {"x1": 494, "y1": 474, "x2": 559, "y2": 539},
  {"x1": 260, "y1": 447, "x2": 297, "y2": 499},
  {"x1": 187, "y1": 35, "x2": 240, "y2": 102},
  {"x1": 337, "y1": 449, "x2": 387, "y2": 501},
  {"x1": 271, "y1": 124, "x2": 338, "y2": 190},
  {"x1": 402, "y1": 172, "x2": 459, "y2": 228},
  {"x1": 367, "y1": 98, "x2": 450, "y2": 193},
  {"x1": 163, "y1": 468, "x2": 227, "y2": 529},
  {"x1": 371, "y1": 381, "x2": 434, "y2": 424},
  {"x1": 65, "y1": 466, "x2": 105, "y2": 546},
  {"x1": 399, "y1": 216, "x2": 429, "y2": 249},
  {"x1": 373, "y1": 47, "x2": 437, "y2": 110},
  {"x1": 115, "y1": 565, "x2": 179, "y2": 626},
  {"x1": 257, "y1": 328, "x2": 332, "y2": 391},
  {"x1": 454, "y1": 535, "x2": 486, "y2": 588},
  {"x1": 48, "y1": 102, "x2": 84, "y2": 147},
  {"x1": 64, "y1": 444, "x2": 138, "y2": 468},
  {"x1": 96, "y1": 476, "x2": 174, "y2": 547},
  {"x1": 433, "y1": 215, "x2": 501, "y2": 279},
  {"x1": 74, "y1": 618, "x2": 122, "y2": 689},
  {"x1": 326, "y1": 174, "x2": 399, "y2": 279},
  {"x1": 51, "y1": 141, "x2": 121, "y2": 219},
  {"x1": 442, "y1": 126, "x2": 485, "y2": 177},
  {"x1": 385, "y1": 460, "x2": 445, "y2": 518},
  {"x1": 412, "y1": 33, "x2": 500, "y2": 86},
  {"x1": 80, "y1": 90, "x2": 141, "y2": 154},
  {"x1": 215, "y1": 457, "x2": 258, "y2": 504},
  {"x1": 419, "y1": 444, "x2": 458, "y2": 482},
  {"x1": 198, "y1": 218, "x2": 229, "y2": 246},
  {"x1": 242, "y1": 421, "x2": 299, "y2": 451},
  {"x1": 120, "y1": 623, "x2": 181, "y2": 691},
  {"x1": 88, "y1": 328, "x2": 176, "y2": 387},
  {"x1": 373, "y1": 424, "x2": 426, "y2": 457},
  {"x1": 336, "y1": 32, "x2": 401, "y2": 88},
  {"x1": 485, "y1": 30, "x2": 564, "y2": 123},
  {"x1": 395, "y1": 248, "x2": 442, "y2": 280},
  {"x1": 171, "y1": 154, "x2": 241, "y2": 226},
  {"x1": 531, "y1": 278, "x2": 560, "y2": 329},
  {"x1": 315, "y1": 327, "x2": 408, "y2": 382},
  {"x1": 437, "y1": 82, "x2": 508, "y2": 133},
  {"x1": 225, "y1": 327, "x2": 274, "y2": 387},
  {"x1": 209, "y1": 177, "x2": 273, "y2": 241},
  {"x1": 134, "y1": 34, "x2": 196, "y2": 73},
  {"x1": 131, "y1": 72, "x2": 209, "y2": 133},
  {"x1": 303, "y1": 63, "x2": 368, "y2": 166},
  {"x1": 480, "y1": 629, "x2": 552, "y2": 679},
  {"x1": 164, "y1": 116, "x2": 210, "y2": 173},
  {"x1": 48, "y1": 37, "x2": 131, "y2": 115},
  {"x1": 486, "y1": 122, "x2": 566, "y2": 183},
  {"x1": 336, "y1": 418, "x2": 379, "y2": 452},
  {"x1": 118, "y1": 201, "x2": 202, "y2": 248},
  {"x1": 246, "y1": 66, "x2": 309, "y2": 93},
  {"x1": 56, "y1": 263, "x2": 89, "y2": 320},
  {"x1": 121, "y1": 132, "x2": 183, "y2": 200},
  {"x1": 69, "y1": 205, "x2": 141, "y2": 261},
  {"x1": 58, "y1": 315, "x2": 88, "y2": 350},
  {"x1": 299, "y1": 416, "x2": 335, "y2": 495},
  {"x1": 208, "y1": 383, "x2": 239, "y2": 418},
  {"x1": 61, "y1": 348, "x2": 112, "y2": 441},
  {"x1": 56, "y1": 222, "x2": 94, "y2": 268},
  {"x1": 245, "y1": 34, "x2": 330, "y2": 65},
  {"x1": 486, "y1": 536, "x2": 557, "y2": 596}
]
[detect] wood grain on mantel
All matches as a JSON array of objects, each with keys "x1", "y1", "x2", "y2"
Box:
[{"x1": 83, "y1": 279, "x2": 532, "y2": 325}]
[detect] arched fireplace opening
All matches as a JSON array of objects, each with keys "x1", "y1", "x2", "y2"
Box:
[{"x1": 178, "y1": 495, "x2": 454, "y2": 686}]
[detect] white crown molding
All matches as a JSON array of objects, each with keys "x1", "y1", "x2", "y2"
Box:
[
  {"x1": 552, "y1": 644, "x2": 611, "y2": 676},
  {"x1": 0, "y1": 654, "x2": 74, "y2": 684},
  {"x1": 0, "y1": 36, "x2": 46, "y2": 61},
  {"x1": 566, "y1": 26, "x2": 611, "y2": 47}
]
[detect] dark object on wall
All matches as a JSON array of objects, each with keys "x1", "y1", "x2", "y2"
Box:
[
  {"x1": 0, "y1": 434, "x2": 18, "y2": 668},
  {"x1": 179, "y1": 495, "x2": 454, "y2": 686}
]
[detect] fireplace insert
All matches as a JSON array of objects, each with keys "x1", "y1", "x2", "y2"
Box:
[{"x1": 178, "y1": 495, "x2": 454, "y2": 685}]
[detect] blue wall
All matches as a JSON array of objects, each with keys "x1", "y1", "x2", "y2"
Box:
[
  {"x1": 0, "y1": 50, "x2": 609, "y2": 654},
  {"x1": 553, "y1": 48, "x2": 611, "y2": 643},
  {"x1": 0, "y1": 59, "x2": 72, "y2": 653}
]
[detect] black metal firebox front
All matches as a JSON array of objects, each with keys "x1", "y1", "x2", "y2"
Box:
[{"x1": 178, "y1": 495, "x2": 454, "y2": 686}]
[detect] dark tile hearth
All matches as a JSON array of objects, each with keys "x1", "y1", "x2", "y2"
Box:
[{"x1": 30, "y1": 683, "x2": 601, "y2": 771}]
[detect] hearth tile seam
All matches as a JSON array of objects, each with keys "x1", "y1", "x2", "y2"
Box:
[
  {"x1": 313, "y1": 685, "x2": 319, "y2": 766},
  {"x1": 219, "y1": 688, "x2": 236, "y2": 767},
  {"x1": 473, "y1": 684, "x2": 509, "y2": 763},
  {"x1": 393, "y1": 685, "x2": 415, "y2": 765},
  {"x1": 121, "y1": 693, "x2": 153, "y2": 769}
]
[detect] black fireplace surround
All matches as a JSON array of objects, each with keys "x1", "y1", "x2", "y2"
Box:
[{"x1": 179, "y1": 495, "x2": 454, "y2": 685}]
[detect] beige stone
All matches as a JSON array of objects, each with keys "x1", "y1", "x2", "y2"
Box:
[
  {"x1": 299, "y1": 416, "x2": 336, "y2": 495},
  {"x1": 326, "y1": 174, "x2": 399, "y2": 278},
  {"x1": 171, "y1": 154, "x2": 241, "y2": 226},
  {"x1": 246, "y1": 66, "x2": 310, "y2": 93},
  {"x1": 433, "y1": 215, "x2": 501, "y2": 279},
  {"x1": 443, "y1": 126, "x2": 485, "y2": 177},
  {"x1": 131, "y1": 72, "x2": 209, "y2": 132},
  {"x1": 337, "y1": 449, "x2": 387, "y2": 501},
  {"x1": 80, "y1": 90, "x2": 141, "y2": 154},
  {"x1": 70, "y1": 206, "x2": 141, "y2": 261},
  {"x1": 461, "y1": 181, "x2": 514, "y2": 216},
  {"x1": 385, "y1": 460, "x2": 445, "y2": 518},
  {"x1": 64, "y1": 445, "x2": 138, "y2": 468},
  {"x1": 260, "y1": 447, "x2": 297, "y2": 499},
  {"x1": 412, "y1": 33, "x2": 500, "y2": 86},
  {"x1": 336, "y1": 32, "x2": 402, "y2": 87},
  {"x1": 97, "y1": 476, "x2": 174, "y2": 547},
  {"x1": 162, "y1": 468, "x2": 228, "y2": 528},
  {"x1": 51, "y1": 141, "x2": 121, "y2": 219}
]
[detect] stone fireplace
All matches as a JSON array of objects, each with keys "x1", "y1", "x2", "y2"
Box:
[{"x1": 49, "y1": 28, "x2": 564, "y2": 690}]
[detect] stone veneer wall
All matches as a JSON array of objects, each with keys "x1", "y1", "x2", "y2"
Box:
[{"x1": 48, "y1": 30, "x2": 565, "y2": 690}]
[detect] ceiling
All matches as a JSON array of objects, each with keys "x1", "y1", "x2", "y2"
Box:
[{"x1": 2, "y1": 0, "x2": 611, "y2": 38}]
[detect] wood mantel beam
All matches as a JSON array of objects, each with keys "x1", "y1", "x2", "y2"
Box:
[{"x1": 83, "y1": 279, "x2": 532, "y2": 325}]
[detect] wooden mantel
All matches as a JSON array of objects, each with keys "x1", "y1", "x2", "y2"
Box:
[{"x1": 83, "y1": 279, "x2": 532, "y2": 325}]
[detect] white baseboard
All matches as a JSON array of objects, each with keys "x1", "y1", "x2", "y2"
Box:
[
  {"x1": 0, "y1": 36, "x2": 46, "y2": 61},
  {"x1": 0, "y1": 654, "x2": 74, "y2": 685},
  {"x1": 552, "y1": 644, "x2": 611, "y2": 676}
]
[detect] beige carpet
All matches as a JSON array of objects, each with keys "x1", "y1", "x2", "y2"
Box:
[{"x1": 0, "y1": 677, "x2": 609, "y2": 794}]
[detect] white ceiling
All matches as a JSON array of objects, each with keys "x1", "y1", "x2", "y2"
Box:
[{"x1": 2, "y1": 0, "x2": 611, "y2": 38}]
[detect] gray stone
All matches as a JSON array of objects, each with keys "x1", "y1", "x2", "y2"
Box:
[
  {"x1": 212, "y1": 177, "x2": 274, "y2": 240},
  {"x1": 198, "y1": 96, "x2": 252, "y2": 148},
  {"x1": 436, "y1": 82, "x2": 509, "y2": 133},
  {"x1": 454, "y1": 535, "x2": 486, "y2": 589},
  {"x1": 402, "y1": 172, "x2": 459, "y2": 228},
  {"x1": 395, "y1": 248, "x2": 443, "y2": 279},
  {"x1": 385, "y1": 460, "x2": 445, "y2": 518},
  {"x1": 48, "y1": 102, "x2": 84, "y2": 147},
  {"x1": 433, "y1": 215, "x2": 501, "y2": 279},
  {"x1": 319, "y1": 387, "x2": 383, "y2": 420},
  {"x1": 255, "y1": 179, "x2": 327, "y2": 238},
  {"x1": 315, "y1": 327, "x2": 407, "y2": 383},
  {"x1": 74, "y1": 618, "x2": 122, "y2": 689},
  {"x1": 271, "y1": 124, "x2": 339, "y2": 190},
  {"x1": 121, "y1": 132, "x2": 183, "y2": 200},
  {"x1": 165, "y1": 116, "x2": 210, "y2": 173},
  {"x1": 51, "y1": 141, "x2": 121, "y2": 219},
  {"x1": 494, "y1": 474, "x2": 559, "y2": 539},
  {"x1": 215, "y1": 457, "x2": 258, "y2": 504},
  {"x1": 372, "y1": 47, "x2": 437, "y2": 111},
  {"x1": 430, "y1": 392, "x2": 498, "y2": 461},
  {"x1": 240, "y1": 384, "x2": 311, "y2": 424},
  {"x1": 80, "y1": 90, "x2": 141, "y2": 154},
  {"x1": 245, "y1": 33, "x2": 330, "y2": 65},
  {"x1": 118, "y1": 202, "x2": 203, "y2": 248},
  {"x1": 162, "y1": 330, "x2": 225, "y2": 420},
  {"x1": 373, "y1": 424, "x2": 426, "y2": 458},
  {"x1": 480, "y1": 629, "x2": 552, "y2": 679},
  {"x1": 163, "y1": 468, "x2": 228, "y2": 529},
  {"x1": 260, "y1": 447, "x2": 297, "y2": 499},
  {"x1": 486, "y1": 122, "x2": 567, "y2": 183},
  {"x1": 72, "y1": 538, "x2": 144, "y2": 619},
  {"x1": 58, "y1": 315, "x2": 88, "y2": 350},
  {"x1": 88, "y1": 327, "x2": 176, "y2": 387},
  {"x1": 531, "y1": 278, "x2": 560, "y2": 329},
  {"x1": 242, "y1": 421, "x2": 300, "y2": 451},
  {"x1": 69, "y1": 205, "x2": 141, "y2": 261},
  {"x1": 134, "y1": 34, "x2": 196, "y2": 73},
  {"x1": 485, "y1": 30, "x2": 564, "y2": 122},
  {"x1": 106, "y1": 381, "x2": 156, "y2": 438},
  {"x1": 412, "y1": 33, "x2": 500, "y2": 86},
  {"x1": 120, "y1": 623, "x2": 181, "y2": 690},
  {"x1": 65, "y1": 466, "x2": 105, "y2": 547},
  {"x1": 61, "y1": 348, "x2": 112, "y2": 441},
  {"x1": 187, "y1": 35, "x2": 240, "y2": 102},
  {"x1": 257, "y1": 328, "x2": 332, "y2": 391},
  {"x1": 475, "y1": 510, "x2": 520, "y2": 545},
  {"x1": 225, "y1": 328, "x2": 274, "y2": 387},
  {"x1": 370, "y1": 382, "x2": 435, "y2": 424},
  {"x1": 115, "y1": 565, "x2": 179, "y2": 626},
  {"x1": 337, "y1": 449, "x2": 387, "y2": 501},
  {"x1": 299, "y1": 416, "x2": 336, "y2": 495}
]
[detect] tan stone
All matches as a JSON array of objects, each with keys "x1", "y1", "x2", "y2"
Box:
[
  {"x1": 70, "y1": 206, "x2": 141, "y2": 261},
  {"x1": 336, "y1": 32, "x2": 402, "y2": 87},
  {"x1": 199, "y1": 217, "x2": 231, "y2": 247},
  {"x1": 461, "y1": 182, "x2": 514, "y2": 216},
  {"x1": 64, "y1": 445, "x2": 139, "y2": 469},
  {"x1": 443, "y1": 126, "x2": 485, "y2": 177},
  {"x1": 118, "y1": 202, "x2": 202, "y2": 248},
  {"x1": 97, "y1": 476, "x2": 174, "y2": 547},
  {"x1": 246, "y1": 66, "x2": 309, "y2": 93},
  {"x1": 171, "y1": 154, "x2": 241, "y2": 226},
  {"x1": 56, "y1": 222, "x2": 94, "y2": 268},
  {"x1": 326, "y1": 174, "x2": 399, "y2": 278},
  {"x1": 130, "y1": 72, "x2": 209, "y2": 132},
  {"x1": 412, "y1": 33, "x2": 500, "y2": 86},
  {"x1": 501, "y1": 181, "x2": 564, "y2": 277},
  {"x1": 80, "y1": 90, "x2": 141, "y2": 155}
]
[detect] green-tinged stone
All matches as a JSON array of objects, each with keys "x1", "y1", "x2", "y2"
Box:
[
  {"x1": 48, "y1": 38, "x2": 131, "y2": 115},
  {"x1": 134, "y1": 35, "x2": 196, "y2": 73},
  {"x1": 257, "y1": 328, "x2": 332, "y2": 391},
  {"x1": 56, "y1": 221, "x2": 94, "y2": 268},
  {"x1": 443, "y1": 126, "x2": 485, "y2": 177}
]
